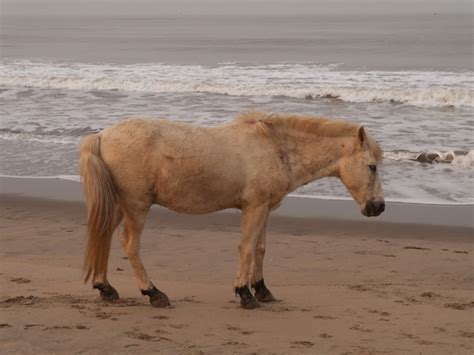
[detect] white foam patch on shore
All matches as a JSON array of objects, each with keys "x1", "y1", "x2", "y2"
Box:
[{"x1": 1, "y1": 60, "x2": 472, "y2": 108}]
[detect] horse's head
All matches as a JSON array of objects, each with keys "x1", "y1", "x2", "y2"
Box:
[{"x1": 337, "y1": 126, "x2": 385, "y2": 217}]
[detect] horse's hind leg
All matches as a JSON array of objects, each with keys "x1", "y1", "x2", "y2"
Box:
[
  {"x1": 121, "y1": 207, "x2": 170, "y2": 308},
  {"x1": 92, "y1": 210, "x2": 123, "y2": 302},
  {"x1": 250, "y1": 220, "x2": 276, "y2": 302}
]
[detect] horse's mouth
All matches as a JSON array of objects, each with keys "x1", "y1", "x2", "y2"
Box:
[{"x1": 362, "y1": 201, "x2": 385, "y2": 217}]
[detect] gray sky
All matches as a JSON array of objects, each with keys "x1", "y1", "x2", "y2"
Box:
[{"x1": 2, "y1": 0, "x2": 472, "y2": 16}]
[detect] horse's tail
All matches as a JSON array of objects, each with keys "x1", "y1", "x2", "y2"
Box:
[{"x1": 79, "y1": 134, "x2": 119, "y2": 283}]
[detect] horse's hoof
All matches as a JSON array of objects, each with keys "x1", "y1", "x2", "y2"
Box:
[
  {"x1": 255, "y1": 290, "x2": 276, "y2": 302},
  {"x1": 93, "y1": 282, "x2": 120, "y2": 302},
  {"x1": 235, "y1": 285, "x2": 260, "y2": 310},
  {"x1": 141, "y1": 285, "x2": 171, "y2": 308},
  {"x1": 241, "y1": 296, "x2": 260, "y2": 309},
  {"x1": 252, "y1": 279, "x2": 276, "y2": 302},
  {"x1": 150, "y1": 293, "x2": 171, "y2": 308}
]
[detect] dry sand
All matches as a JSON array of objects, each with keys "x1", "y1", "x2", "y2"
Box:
[{"x1": 1, "y1": 195, "x2": 473, "y2": 354}]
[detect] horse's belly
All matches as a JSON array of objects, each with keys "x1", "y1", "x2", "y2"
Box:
[{"x1": 153, "y1": 173, "x2": 241, "y2": 214}]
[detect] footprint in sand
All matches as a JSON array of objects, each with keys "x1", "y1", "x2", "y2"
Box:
[
  {"x1": 458, "y1": 330, "x2": 474, "y2": 338},
  {"x1": 314, "y1": 315, "x2": 336, "y2": 320},
  {"x1": 1, "y1": 295, "x2": 37, "y2": 307},
  {"x1": 0, "y1": 323, "x2": 12, "y2": 328},
  {"x1": 126, "y1": 330, "x2": 173, "y2": 343},
  {"x1": 348, "y1": 285, "x2": 370, "y2": 292},
  {"x1": 152, "y1": 315, "x2": 169, "y2": 320},
  {"x1": 350, "y1": 324, "x2": 373, "y2": 333},
  {"x1": 291, "y1": 340, "x2": 314, "y2": 348},
  {"x1": 443, "y1": 301, "x2": 474, "y2": 310},
  {"x1": 222, "y1": 341, "x2": 248, "y2": 346},
  {"x1": 319, "y1": 333, "x2": 333, "y2": 339},
  {"x1": 226, "y1": 324, "x2": 255, "y2": 335},
  {"x1": 10, "y1": 278, "x2": 31, "y2": 284},
  {"x1": 42, "y1": 325, "x2": 72, "y2": 331},
  {"x1": 403, "y1": 246, "x2": 431, "y2": 251},
  {"x1": 367, "y1": 310, "x2": 391, "y2": 317},
  {"x1": 420, "y1": 291, "x2": 440, "y2": 298}
]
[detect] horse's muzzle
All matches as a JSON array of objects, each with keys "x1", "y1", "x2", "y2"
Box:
[{"x1": 362, "y1": 200, "x2": 385, "y2": 217}]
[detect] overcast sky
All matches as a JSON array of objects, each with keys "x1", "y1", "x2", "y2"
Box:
[{"x1": 2, "y1": 0, "x2": 472, "y2": 16}]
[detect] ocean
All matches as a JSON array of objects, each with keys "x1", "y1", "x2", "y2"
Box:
[{"x1": 1, "y1": 0, "x2": 473, "y2": 204}]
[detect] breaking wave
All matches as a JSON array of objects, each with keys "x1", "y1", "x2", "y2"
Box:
[{"x1": 1, "y1": 60, "x2": 472, "y2": 108}]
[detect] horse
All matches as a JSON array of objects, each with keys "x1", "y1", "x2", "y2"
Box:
[{"x1": 79, "y1": 110, "x2": 385, "y2": 309}]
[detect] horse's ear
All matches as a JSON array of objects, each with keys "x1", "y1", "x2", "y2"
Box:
[{"x1": 357, "y1": 126, "x2": 367, "y2": 147}]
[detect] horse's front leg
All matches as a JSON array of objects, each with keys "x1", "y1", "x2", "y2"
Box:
[
  {"x1": 250, "y1": 220, "x2": 276, "y2": 302},
  {"x1": 234, "y1": 204, "x2": 269, "y2": 309}
]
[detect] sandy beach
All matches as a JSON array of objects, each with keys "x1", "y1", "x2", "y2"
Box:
[{"x1": 1, "y1": 189, "x2": 473, "y2": 354}]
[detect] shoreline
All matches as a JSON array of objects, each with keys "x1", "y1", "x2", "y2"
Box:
[{"x1": 1, "y1": 175, "x2": 473, "y2": 228}]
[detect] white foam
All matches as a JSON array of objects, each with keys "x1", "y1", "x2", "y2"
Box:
[
  {"x1": 0, "y1": 131, "x2": 79, "y2": 145},
  {"x1": 1, "y1": 60, "x2": 472, "y2": 108}
]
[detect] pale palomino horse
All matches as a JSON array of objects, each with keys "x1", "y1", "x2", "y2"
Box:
[{"x1": 79, "y1": 111, "x2": 384, "y2": 309}]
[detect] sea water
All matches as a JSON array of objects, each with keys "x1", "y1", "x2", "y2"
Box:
[{"x1": 1, "y1": 0, "x2": 473, "y2": 204}]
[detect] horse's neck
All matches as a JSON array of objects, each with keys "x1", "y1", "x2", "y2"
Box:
[{"x1": 280, "y1": 133, "x2": 350, "y2": 191}]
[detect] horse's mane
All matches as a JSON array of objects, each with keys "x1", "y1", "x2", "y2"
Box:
[{"x1": 234, "y1": 110, "x2": 382, "y2": 161}]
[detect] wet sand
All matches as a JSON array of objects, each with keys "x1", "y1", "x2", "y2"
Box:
[{"x1": 1, "y1": 193, "x2": 473, "y2": 354}]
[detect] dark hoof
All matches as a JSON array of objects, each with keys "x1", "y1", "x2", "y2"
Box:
[
  {"x1": 235, "y1": 285, "x2": 260, "y2": 309},
  {"x1": 252, "y1": 279, "x2": 276, "y2": 302},
  {"x1": 93, "y1": 282, "x2": 120, "y2": 302},
  {"x1": 141, "y1": 285, "x2": 171, "y2": 308}
]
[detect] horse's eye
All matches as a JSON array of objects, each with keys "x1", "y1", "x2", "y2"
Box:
[{"x1": 368, "y1": 165, "x2": 377, "y2": 174}]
